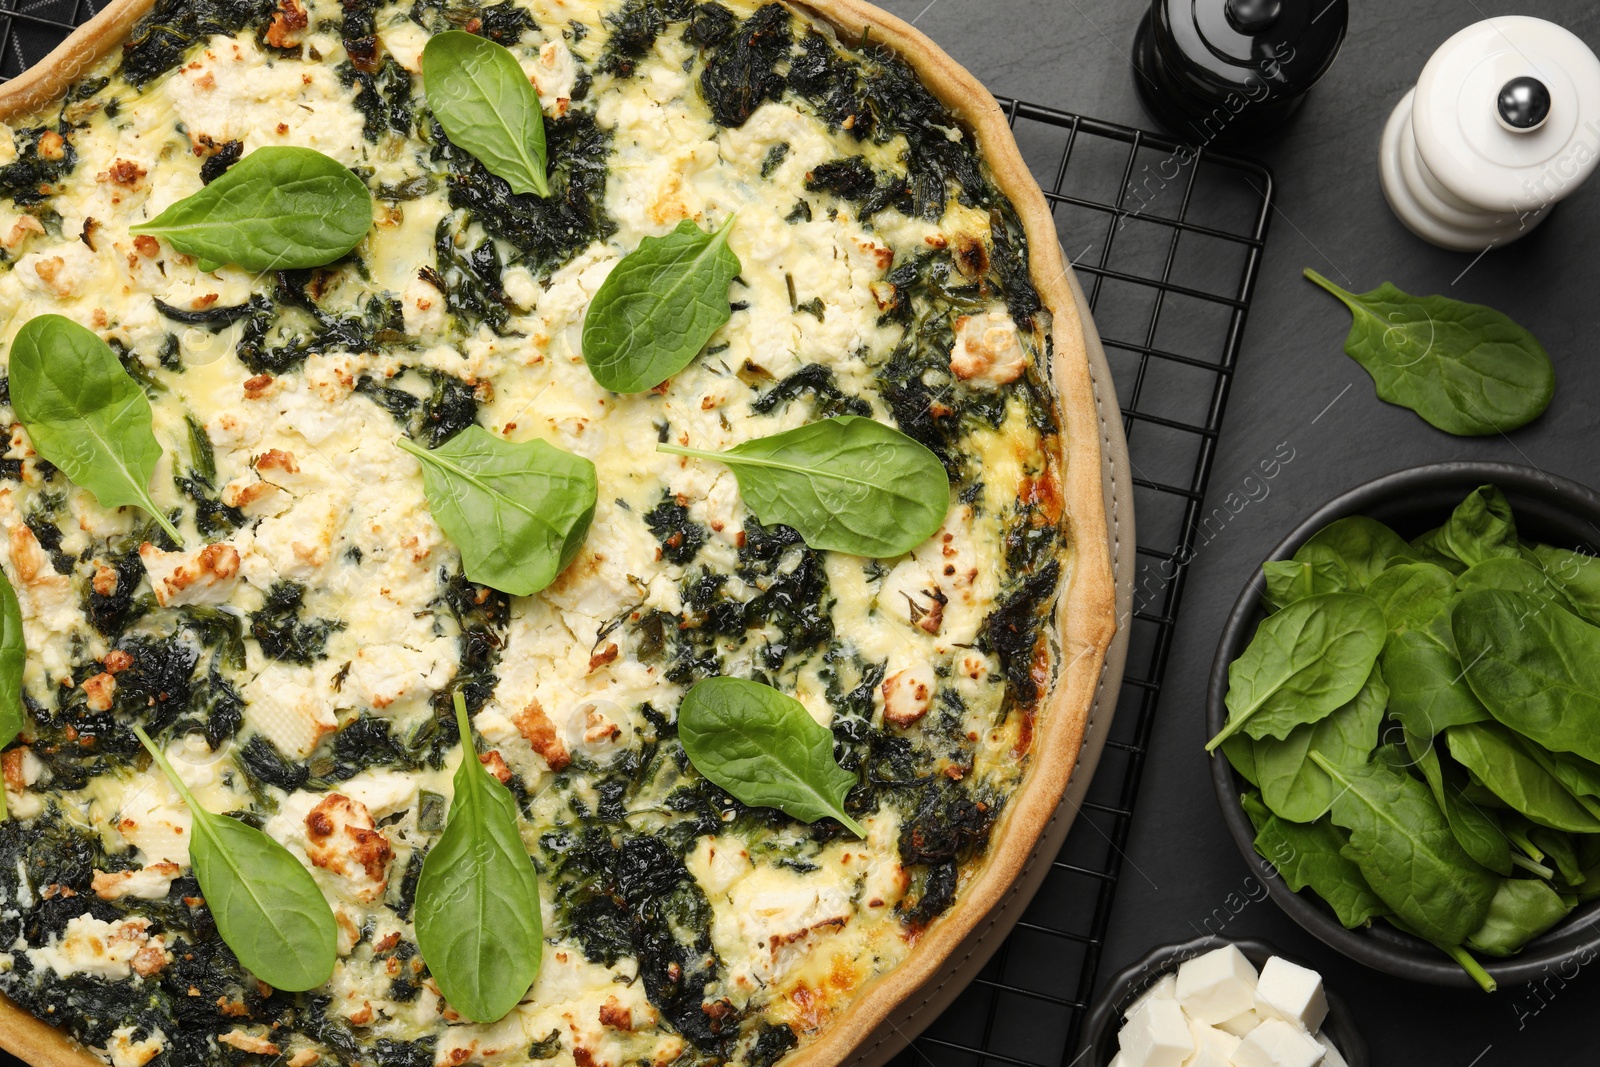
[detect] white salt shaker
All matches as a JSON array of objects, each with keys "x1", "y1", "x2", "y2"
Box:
[{"x1": 1378, "y1": 16, "x2": 1600, "y2": 251}]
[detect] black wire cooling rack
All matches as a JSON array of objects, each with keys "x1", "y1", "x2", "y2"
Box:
[
  {"x1": 0, "y1": 0, "x2": 94, "y2": 79},
  {"x1": 0, "y1": 9, "x2": 1273, "y2": 1067}
]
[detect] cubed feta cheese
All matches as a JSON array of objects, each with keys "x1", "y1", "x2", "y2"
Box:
[
  {"x1": 1316, "y1": 1034, "x2": 1348, "y2": 1067},
  {"x1": 1124, "y1": 973, "x2": 1178, "y2": 1021},
  {"x1": 1175, "y1": 943, "x2": 1258, "y2": 1024},
  {"x1": 1182, "y1": 1021, "x2": 1239, "y2": 1066},
  {"x1": 1231, "y1": 1019, "x2": 1325, "y2": 1067},
  {"x1": 1254, "y1": 957, "x2": 1328, "y2": 1033},
  {"x1": 1118, "y1": 998, "x2": 1193, "y2": 1067},
  {"x1": 1218, "y1": 1009, "x2": 1264, "y2": 1037}
]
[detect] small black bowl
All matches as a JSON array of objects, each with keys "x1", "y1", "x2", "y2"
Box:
[
  {"x1": 1075, "y1": 936, "x2": 1369, "y2": 1066},
  {"x1": 1208, "y1": 461, "x2": 1600, "y2": 988}
]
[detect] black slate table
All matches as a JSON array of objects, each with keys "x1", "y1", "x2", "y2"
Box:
[{"x1": 866, "y1": 0, "x2": 1600, "y2": 1063}]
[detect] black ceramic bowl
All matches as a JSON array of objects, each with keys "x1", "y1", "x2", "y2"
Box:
[
  {"x1": 1075, "y1": 936, "x2": 1369, "y2": 1066},
  {"x1": 1208, "y1": 461, "x2": 1600, "y2": 988}
]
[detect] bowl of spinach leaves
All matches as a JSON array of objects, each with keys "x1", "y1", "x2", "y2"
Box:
[{"x1": 1208, "y1": 461, "x2": 1600, "y2": 990}]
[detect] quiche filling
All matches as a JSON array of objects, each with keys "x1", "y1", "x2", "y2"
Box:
[{"x1": 0, "y1": 1, "x2": 1069, "y2": 1065}]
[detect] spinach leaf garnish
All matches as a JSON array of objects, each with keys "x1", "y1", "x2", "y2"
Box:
[
  {"x1": 423, "y1": 30, "x2": 550, "y2": 197},
  {"x1": 413, "y1": 692, "x2": 543, "y2": 1024},
  {"x1": 131, "y1": 146, "x2": 372, "y2": 272},
  {"x1": 1304, "y1": 269, "x2": 1555, "y2": 436},
  {"x1": 131, "y1": 724, "x2": 337, "y2": 991},
  {"x1": 0, "y1": 573, "x2": 24, "y2": 819},
  {"x1": 678, "y1": 676, "x2": 866, "y2": 836},
  {"x1": 398, "y1": 426, "x2": 596, "y2": 596},
  {"x1": 582, "y1": 217, "x2": 741, "y2": 392},
  {"x1": 9, "y1": 315, "x2": 184, "y2": 545},
  {"x1": 659, "y1": 416, "x2": 949, "y2": 558}
]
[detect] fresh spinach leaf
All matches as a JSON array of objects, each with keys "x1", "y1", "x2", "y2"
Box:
[
  {"x1": 422, "y1": 31, "x2": 550, "y2": 198},
  {"x1": 1311, "y1": 752, "x2": 1497, "y2": 944},
  {"x1": 1387, "y1": 915, "x2": 1498, "y2": 991},
  {"x1": 1241, "y1": 791, "x2": 1386, "y2": 928},
  {"x1": 1293, "y1": 515, "x2": 1417, "y2": 592},
  {"x1": 1530, "y1": 543, "x2": 1600, "y2": 626},
  {"x1": 1365, "y1": 561, "x2": 1456, "y2": 635},
  {"x1": 1304, "y1": 269, "x2": 1555, "y2": 436},
  {"x1": 678, "y1": 676, "x2": 866, "y2": 836},
  {"x1": 1445, "y1": 722, "x2": 1600, "y2": 833},
  {"x1": 1255, "y1": 666, "x2": 1387, "y2": 823},
  {"x1": 131, "y1": 146, "x2": 372, "y2": 272},
  {"x1": 1530, "y1": 827, "x2": 1585, "y2": 887},
  {"x1": 0, "y1": 573, "x2": 23, "y2": 820},
  {"x1": 1537, "y1": 749, "x2": 1600, "y2": 802},
  {"x1": 1382, "y1": 626, "x2": 1491, "y2": 738},
  {"x1": 1440, "y1": 486, "x2": 1521, "y2": 566},
  {"x1": 1453, "y1": 588, "x2": 1600, "y2": 765},
  {"x1": 1262, "y1": 558, "x2": 1343, "y2": 610},
  {"x1": 415, "y1": 692, "x2": 543, "y2": 1023},
  {"x1": 398, "y1": 426, "x2": 596, "y2": 596},
  {"x1": 1457, "y1": 557, "x2": 1575, "y2": 615},
  {"x1": 9, "y1": 315, "x2": 183, "y2": 545},
  {"x1": 1220, "y1": 734, "x2": 1259, "y2": 787},
  {"x1": 131, "y1": 724, "x2": 336, "y2": 991},
  {"x1": 1577, "y1": 847, "x2": 1600, "y2": 902},
  {"x1": 659, "y1": 416, "x2": 948, "y2": 557},
  {"x1": 1405, "y1": 728, "x2": 1513, "y2": 875},
  {"x1": 1205, "y1": 593, "x2": 1386, "y2": 750},
  {"x1": 1410, "y1": 526, "x2": 1469, "y2": 574},
  {"x1": 1465, "y1": 878, "x2": 1571, "y2": 957},
  {"x1": 582, "y1": 216, "x2": 741, "y2": 392}
]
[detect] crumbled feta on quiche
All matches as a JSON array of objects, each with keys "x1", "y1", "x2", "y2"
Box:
[{"x1": 0, "y1": 1, "x2": 1071, "y2": 1066}]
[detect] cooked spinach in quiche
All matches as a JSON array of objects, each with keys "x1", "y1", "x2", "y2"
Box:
[{"x1": 0, "y1": 1, "x2": 1109, "y2": 1065}]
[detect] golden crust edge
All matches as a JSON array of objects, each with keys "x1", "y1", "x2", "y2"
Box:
[
  {"x1": 777, "y1": 2, "x2": 1114, "y2": 1064},
  {"x1": 0, "y1": 0, "x2": 1118, "y2": 1063}
]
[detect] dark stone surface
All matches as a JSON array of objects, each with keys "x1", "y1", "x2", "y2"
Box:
[{"x1": 867, "y1": 0, "x2": 1600, "y2": 1062}]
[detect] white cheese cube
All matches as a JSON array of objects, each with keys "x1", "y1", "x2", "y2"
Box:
[
  {"x1": 1217, "y1": 1009, "x2": 1264, "y2": 1037},
  {"x1": 1123, "y1": 973, "x2": 1178, "y2": 1021},
  {"x1": 1175, "y1": 944, "x2": 1259, "y2": 1025},
  {"x1": 1119, "y1": 998, "x2": 1193, "y2": 1067},
  {"x1": 1315, "y1": 1034, "x2": 1348, "y2": 1067},
  {"x1": 1254, "y1": 957, "x2": 1328, "y2": 1034},
  {"x1": 1110, "y1": 1056, "x2": 1125, "y2": 1067},
  {"x1": 1230, "y1": 1019, "x2": 1325, "y2": 1067},
  {"x1": 1183, "y1": 1021, "x2": 1240, "y2": 1066}
]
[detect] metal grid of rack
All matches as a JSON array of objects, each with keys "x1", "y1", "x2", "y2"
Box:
[
  {"x1": 881, "y1": 103, "x2": 1274, "y2": 1067},
  {"x1": 0, "y1": 0, "x2": 96, "y2": 81},
  {"x1": 0, "y1": 8, "x2": 1273, "y2": 1066}
]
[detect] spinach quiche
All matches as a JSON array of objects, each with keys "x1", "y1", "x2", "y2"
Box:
[{"x1": 0, "y1": 1, "x2": 1116, "y2": 1066}]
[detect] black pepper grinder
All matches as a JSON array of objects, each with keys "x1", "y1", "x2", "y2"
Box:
[{"x1": 1132, "y1": 0, "x2": 1348, "y2": 144}]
